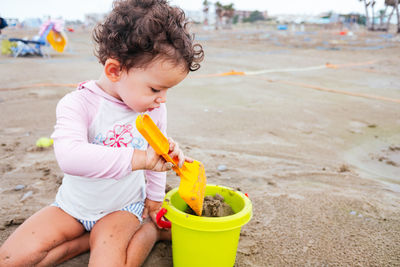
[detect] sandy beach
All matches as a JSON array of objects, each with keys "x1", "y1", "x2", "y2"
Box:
[{"x1": 1, "y1": 24, "x2": 400, "y2": 266}]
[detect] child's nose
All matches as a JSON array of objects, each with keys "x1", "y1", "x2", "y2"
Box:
[
  {"x1": 155, "y1": 96, "x2": 166, "y2": 104},
  {"x1": 156, "y1": 97, "x2": 165, "y2": 104},
  {"x1": 156, "y1": 91, "x2": 167, "y2": 103}
]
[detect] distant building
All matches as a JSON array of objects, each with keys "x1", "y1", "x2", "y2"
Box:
[
  {"x1": 21, "y1": 18, "x2": 42, "y2": 28},
  {"x1": 339, "y1": 13, "x2": 361, "y2": 25},
  {"x1": 4, "y1": 18, "x2": 19, "y2": 27},
  {"x1": 185, "y1": 10, "x2": 203, "y2": 24},
  {"x1": 273, "y1": 13, "x2": 341, "y2": 24},
  {"x1": 235, "y1": 10, "x2": 268, "y2": 22},
  {"x1": 235, "y1": 10, "x2": 252, "y2": 22},
  {"x1": 84, "y1": 13, "x2": 107, "y2": 26},
  {"x1": 316, "y1": 12, "x2": 363, "y2": 26},
  {"x1": 270, "y1": 12, "x2": 363, "y2": 28}
]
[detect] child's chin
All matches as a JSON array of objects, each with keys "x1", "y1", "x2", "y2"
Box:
[{"x1": 132, "y1": 107, "x2": 148, "y2": 113}]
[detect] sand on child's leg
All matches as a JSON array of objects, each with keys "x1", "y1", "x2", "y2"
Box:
[{"x1": 0, "y1": 206, "x2": 87, "y2": 266}]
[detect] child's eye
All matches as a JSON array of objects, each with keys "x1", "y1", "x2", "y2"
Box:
[{"x1": 151, "y1": 88, "x2": 160, "y2": 93}]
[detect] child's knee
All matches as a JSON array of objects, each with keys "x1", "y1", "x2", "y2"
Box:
[{"x1": 140, "y1": 220, "x2": 171, "y2": 241}]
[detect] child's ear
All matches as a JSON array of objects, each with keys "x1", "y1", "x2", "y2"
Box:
[{"x1": 104, "y1": 59, "x2": 122, "y2": 82}]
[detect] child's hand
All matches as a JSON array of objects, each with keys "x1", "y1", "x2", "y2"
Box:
[
  {"x1": 132, "y1": 138, "x2": 193, "y2": 171},
  {"x1": 144, "y1": 146, "x2": 174, "y2": 172},
  {"x1": 167, "y1": 138, "x2": 193, "y2": 168},
  {"x1": 143, "y1": 138, "x2": 193, "y2": 171},
  {"x1": 142, "y1": 198, "x2": 162, "y2": 226}
]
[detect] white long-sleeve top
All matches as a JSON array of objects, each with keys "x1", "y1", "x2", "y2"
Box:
[{"x1": 51, "y1": 80, "x2": 167, "y2": 221}]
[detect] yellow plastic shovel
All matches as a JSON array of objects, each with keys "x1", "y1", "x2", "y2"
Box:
[
  {"x1": 47, "y1": 30, "x2": 67, "y2": 53},
  {"x1": 136, "y1": 114, "x2": 207, "y2": 216}
]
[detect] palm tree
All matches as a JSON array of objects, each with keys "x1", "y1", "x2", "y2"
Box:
[
  {"x1": 359, "y1": 0, "x2": 400, "y2": 33},
  {"x1": 203, "y1": 0, "x2": 210, "y2": 26},
  {"x1": 222, "y1": 3, "x2": 235, "y2": 28},
  {"x1": 378, "y1": 7, "x2": 388, "y2": 30},
  {"x1": 371, "y1": 0, "x2": 376, "y2": 30},
  {"x1": 384, "y1": 0, "x2": 400, "y2": 33},
  {"x1": 359, "y1": 0, "x2": 371, "y2": 29},
  {"x1": 215, "y1": 1, "x2": 223, "y2": 30},
  {"x1": 395, "y1": 0, "x2": 400, "y2": 33}
]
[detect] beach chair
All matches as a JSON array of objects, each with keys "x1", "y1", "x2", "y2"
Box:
[{"x1": 8, "y1": 37, "x2": 49, "y2": 57}]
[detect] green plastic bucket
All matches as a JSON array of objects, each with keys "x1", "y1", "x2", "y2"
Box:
[{"x1": 159, "y1": 184, "x2": 252, "y2": 267}]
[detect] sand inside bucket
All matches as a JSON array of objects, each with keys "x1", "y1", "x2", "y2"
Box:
[{"x1": 185, "y1": 193, "x2": 234, "y2": 217}]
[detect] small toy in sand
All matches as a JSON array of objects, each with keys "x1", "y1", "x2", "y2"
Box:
[{"x1": 35, "y1": 137, "x2": 54, "y2": 148}]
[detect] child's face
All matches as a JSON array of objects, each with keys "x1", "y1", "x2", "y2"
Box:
[{"x1": 115, "y1": 59, "x2": 188, "y2": 113}]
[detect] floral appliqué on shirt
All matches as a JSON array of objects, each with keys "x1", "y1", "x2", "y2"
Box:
[
  {"x1": 92, "y1": 124, "x2": 146, "y2": 149},
  {"x1": 103, "y1": 124, "x2": 134, "y2": 147}
]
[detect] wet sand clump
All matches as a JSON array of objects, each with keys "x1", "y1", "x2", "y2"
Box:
[{"x1": 186, "y1": 194, "x2": 234, "y2": 217}]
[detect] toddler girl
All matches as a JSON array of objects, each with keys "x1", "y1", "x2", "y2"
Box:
[{"x1": 0, "y1": 0, "x2": 204, "y2": 266}]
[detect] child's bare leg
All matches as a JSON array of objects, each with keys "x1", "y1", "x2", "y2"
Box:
[
  {"x1": 37, "y1": 231, "x2": 90, "y2": 267},
  {"x1": 88, "y1": 210, "x2": 170, "y2": 267},
  {"x1": 0, "y1": 206, "x2": 89, "y2": 267},
  {"x1": 125, "y1": 218, "x2": 171, "y2": 266},
  {"x1": 89, "y1": 210, "x2": 141, "y2": 266}
]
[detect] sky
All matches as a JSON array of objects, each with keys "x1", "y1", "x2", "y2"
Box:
[{"x1": 1, "y1": 0, "x2": 386, "y2": 21}]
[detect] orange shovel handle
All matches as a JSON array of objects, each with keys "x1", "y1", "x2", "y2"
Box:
[
  {"x1": 161, "y1": 154, "x2": 182, "y2": 176},
  {"x1": 136, "y1": 114, "x2": 207, "y2": 216},
  {"x1": 136, "y1": 114, "x2": 181, "y2": 175}
]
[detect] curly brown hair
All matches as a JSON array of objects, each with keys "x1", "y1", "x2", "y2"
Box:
[{"x1": 93, "y1": 0, "x2": 204, "y2": 72}]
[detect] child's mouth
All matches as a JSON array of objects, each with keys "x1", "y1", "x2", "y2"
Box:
[{"x1": 147, "y1": 106, "x2": 160, "y2": 112}]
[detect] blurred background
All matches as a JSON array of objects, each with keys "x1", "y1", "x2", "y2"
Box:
[
  {"x1": 1, "y1": 1, "x2": 400, "y2": 266},
  {"x1": 0, "y1": 0, "x2": 398, "y2": 32}
]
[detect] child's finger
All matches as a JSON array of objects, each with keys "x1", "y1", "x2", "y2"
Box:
[
  {"x1": 169, "y1": 141, "x2": 180, "y2": 158},
  {"x1": 150, "y1": 211, "x2": 162, "y2": 229},
  {"x1": 178, "y1": 150, "x2": 185, "y2": 168},
  {"x1": 185, "y1": 156, "x2": 194, "y2": 163},
  {"x1": 168, "y1": 138, "x2": 175, "y2": 152},
  {"x1": 164, "y1": 162, "x2": 173, "y2": 171}
]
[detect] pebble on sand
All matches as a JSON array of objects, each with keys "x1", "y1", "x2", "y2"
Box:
[
  {"x1": 217, "y1": 164, "x2": 228, "y2": 172},
  {"x1": 14, "y1": 184, "x2": 26, "y2": 191},
  {"x1": 20, "y1": 191, "x2": 33, "y2": 202}
]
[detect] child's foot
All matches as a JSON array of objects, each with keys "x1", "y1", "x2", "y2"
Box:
[{"x1": 157, "y1": 227, "x2": 171, "y2": 241}]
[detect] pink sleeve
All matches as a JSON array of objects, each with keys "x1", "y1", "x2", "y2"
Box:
[
  {"x1": 145, "y1": 104, "x2": 167, "y2": 201},
  {"x1": 51, "y1": 91, "x2": 134, "y2": 179}
]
